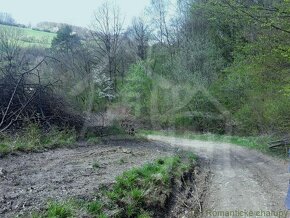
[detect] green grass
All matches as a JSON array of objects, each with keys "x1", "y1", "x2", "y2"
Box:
[
  {"x1": 27, "y1": 153, "x2": 197, "y2": 218},
  {"x1": 99, "y1": 154, "x2": 195, "y2": 217},
  {"x1": 0, "y1": 123, "x2": 136, "y2": 156},
  {"x1": 46, "y1": 202, "x2": 73, "y2": 218},
  {"x1": 87, "y1": 200, "x2": 107, "y2": 218},
  {"x1": 0, "y1": 24, "x2": 56, "y2": 48},
  {"x1": 0, "y1": 124, "x2": 77, "y2": 155},
  {"x1": 28, "y1": 200, "x2": 80, "y2": 218},
  {"x1": 92, "y1": 161, "x2": 101, "y2": 169},
  {"x1": 141, "y1": 130, "x2": 286, "y2": 157}
]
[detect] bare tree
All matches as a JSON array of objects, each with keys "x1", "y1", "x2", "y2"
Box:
[
  {"x1": 92, "y1": 2, "x2": 124, "y2": 91},
  {"x1": 131, "y1": 17, "x2": 151, "y2": 60},
  {"x1": 0, "y1": 27, "x2": 22, "y2": 76},
  {"x1": 148, "y1": 0, "x2": 173, "y2": 45},
  {"x1": 0, "y1": 12, "x2": 16, "y2": 25},
  {"x1": 0, "y1": 28, "x2": 78, "y2": 132},
  {"x1": 50, "y1": 26, "x2": 95, "y2": 94}
]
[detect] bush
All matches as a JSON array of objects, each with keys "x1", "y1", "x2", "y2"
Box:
[{"x1": 120, "y1": 62, "x2": 152, "y2": 120}]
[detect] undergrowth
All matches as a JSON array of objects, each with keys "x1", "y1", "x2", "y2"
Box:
[
  {"x1": 0, "y1": 124, "x2": 76, "y2": 155},
  {"x1": 0, "y1": 124, "x2": 127, "y2": 156}
]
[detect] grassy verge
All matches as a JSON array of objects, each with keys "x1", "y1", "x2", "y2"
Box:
[
  {"x1": 140, "y1": 130, "x2": 286, "y2": 158},
  {"x1": 28, "y1": 153, "x2": 197, "y2": 218},
  {"x1": 0, "y1": 124, "x2": 77, "y2": 156},
  {"x1": 0, "y1": 124, "x2": 132, "y2": 156}
]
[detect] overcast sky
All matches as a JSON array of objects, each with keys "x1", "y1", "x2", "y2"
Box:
[{"x1": 0, "y1": 0, "x2": 151, "y2": 28}]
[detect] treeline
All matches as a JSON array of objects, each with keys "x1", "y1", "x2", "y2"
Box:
[
  {"x1": 0, "y1": 12, "x2": 16, "y2": 26},
  {"x1": 120, "y1": 0, "x2": 290, "y2": 136},
  {"x1": 0, "y1": 12, "x2": 26, "y2": 28},
  {"x1": 0, "y1": 0, "x2": 289, "y2": 137}
]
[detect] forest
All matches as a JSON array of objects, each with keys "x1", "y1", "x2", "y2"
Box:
[
  {"x1": 1, "y1": 0, "x2": 290, "y2": 217},
  {"x1": 0, "y1": 0, "x2": 290, "y2": 150}
]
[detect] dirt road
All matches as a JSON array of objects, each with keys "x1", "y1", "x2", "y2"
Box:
[
  {"x1": 0, "y1": 136, "x2": 288, "y2": 218},
  {"x1": 147, "y1": 135, "x2": 289, "y2": 218}
]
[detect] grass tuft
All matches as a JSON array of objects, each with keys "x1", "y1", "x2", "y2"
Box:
[
  {"x1": 0, "y1": 124, "x2": 77, "y2": 155},
  {"x1": 26, "y1": 153, "x2": 197, "y2": 218},
  {"x1": 87, "y1": 200, "x2": 107, "y2": 217},
  {"x1": 92, "y1": 161, "x2": 101, "y2": 169},
  {"x1": 104, "y1": 154, "x2": 193, "y2": 217},
  {"x1": 46, "y1": 201, "x2": 73, "y2": 218}
]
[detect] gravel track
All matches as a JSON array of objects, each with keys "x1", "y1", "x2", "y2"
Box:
[{"x1": 147, "y1": 135, "x2": 289, "y2": 218}]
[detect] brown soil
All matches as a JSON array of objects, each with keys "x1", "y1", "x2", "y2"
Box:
[
  {"x1": 2, "y1": 134, "x2": 284, "y2": 218},
  {"x1": 0, "y1": 138, "x2": 176, "y2": 217}
]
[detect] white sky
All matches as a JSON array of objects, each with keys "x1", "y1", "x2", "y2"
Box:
[{"x1": 0, "y1": 0, "x2": 151, "y2": 28}]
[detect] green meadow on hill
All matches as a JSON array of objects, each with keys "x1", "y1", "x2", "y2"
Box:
[{"x1": 0, "y1": 24, "x2": 56, "y2": 47}]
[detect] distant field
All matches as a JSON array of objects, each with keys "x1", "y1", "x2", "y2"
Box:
[{"x1": 0, "y1": 24, "x2": 56, "y2": 48}]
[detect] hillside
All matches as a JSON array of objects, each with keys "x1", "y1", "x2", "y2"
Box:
[
  {"x1": 0, "y1": 0, "x2": 289, "y2": 217},
  {"x1": 0, "y1": 24, "x2": 56, "y2": 48}
]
